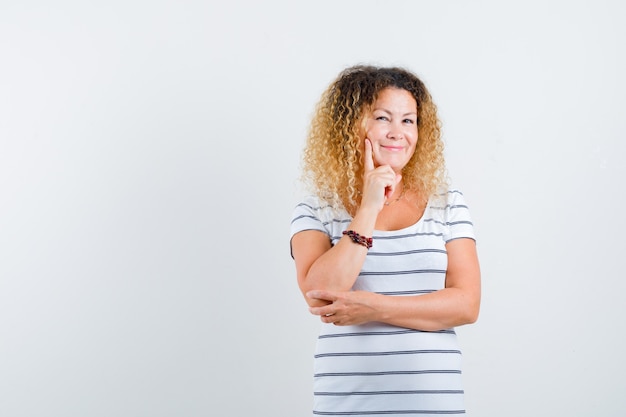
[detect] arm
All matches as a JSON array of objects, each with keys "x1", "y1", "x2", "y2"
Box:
[
  {"x1": 291, "y1": 205, "x2": 378, "y2": 308},
  {"x1": 308, "y1": 237, "x2": 481, "y2": 331},
  {"x1": 292, "y1": 139, "x2": 400, "y2": 308}
]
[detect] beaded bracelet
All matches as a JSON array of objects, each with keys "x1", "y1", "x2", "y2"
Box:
[{"x1": 342, "y1": 230, "x2": 373, "y2": 249}]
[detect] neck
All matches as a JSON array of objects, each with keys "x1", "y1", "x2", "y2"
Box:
[{"x1": 385, "y1": 184, "x2": 405, "y2": 206}]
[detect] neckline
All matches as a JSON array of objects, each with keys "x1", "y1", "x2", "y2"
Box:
[{"x1": 372, "y1": 201, "x2": 430, "y2": 235}]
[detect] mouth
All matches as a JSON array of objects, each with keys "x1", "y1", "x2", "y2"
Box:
[{"x1": 380, "y1": 145, "x2": 404, "y2": 152}]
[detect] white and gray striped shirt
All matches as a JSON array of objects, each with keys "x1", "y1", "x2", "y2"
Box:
[{"x1": 290, "y1": 189, "x2": 476, "y2": 416}]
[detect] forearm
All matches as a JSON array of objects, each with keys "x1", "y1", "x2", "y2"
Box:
[
  {"x1": 299, "y1": 207, "x2": 378, "y2": 304},
  {"x1": 370, "y1": 288, "x2": 480, "y2": 331}
]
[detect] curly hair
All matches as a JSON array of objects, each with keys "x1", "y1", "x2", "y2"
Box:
[{"x1": 300, "y1": 65, "x2": 447, "y2": 214}]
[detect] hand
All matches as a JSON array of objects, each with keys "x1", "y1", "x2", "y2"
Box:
[
  {"x1": 362, "y1": 139, "x2": 402, "y2": 211},
  {"x1": 306, "y1": 290, "x2": 378, "y2": 326}
]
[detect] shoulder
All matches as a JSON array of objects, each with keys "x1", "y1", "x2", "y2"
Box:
[
  {"x1": 290, "y1": 195, "x2": 351, "y2": 238},
  {"x1": 427, "y1": 187, "x2": 476, "y2": 242},
  {"x1": 426, "y1": 187, "x2": 464, "y2": 210},
  {"x1": 445, "y1": 188, "x2": 470, "y2": 208},
  {"x1": 291, "y1": 195, "x2": 339, "y2": 221}
]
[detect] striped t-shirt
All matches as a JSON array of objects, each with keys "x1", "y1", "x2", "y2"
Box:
[{"x1": 290, "y1": 190, "x2": 476, "y2": 416}]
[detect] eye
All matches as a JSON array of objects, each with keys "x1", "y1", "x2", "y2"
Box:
[
  {"x1": 403, "y1": 118, "x2": 416, "y2": 124},
  {"x1": 376, "y1": 116, "x2": 389, "y2": 122}
]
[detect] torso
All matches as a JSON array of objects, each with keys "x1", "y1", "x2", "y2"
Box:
[{"x1": 290, "y1": 189, "x2": 476, "y2": 415}]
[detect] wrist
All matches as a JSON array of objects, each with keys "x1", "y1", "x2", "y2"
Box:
[
  {"x1": 342, "y1": 230, "x2": 373, "y2": 249},
  {"x1": 351, "y1": 207, "x2": 378, "y2": 233},
  {"x1": 367, "y1": 291, "x2": 387, "y2": 322}
]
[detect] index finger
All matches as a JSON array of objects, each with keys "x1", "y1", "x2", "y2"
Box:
[{"x1": 363, "y1": 138, "x2": 375, "y2": 172}]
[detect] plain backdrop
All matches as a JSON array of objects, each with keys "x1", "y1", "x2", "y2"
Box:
[{"x1": 1, "y1": 1, "x2": 625, "y2": 416}]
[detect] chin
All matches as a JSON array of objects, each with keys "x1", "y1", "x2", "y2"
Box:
[{"x1": 379, "y1": 159, "x2": 407, "y2": 170}]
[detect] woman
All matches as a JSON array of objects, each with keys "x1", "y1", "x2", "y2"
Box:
[{"x1": 290, "y1": 65, "x2": 481, "y2": 416}]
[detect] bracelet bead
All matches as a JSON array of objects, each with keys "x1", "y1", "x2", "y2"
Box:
[{"x1": 342, "y1": 230, "x2": 373, "y2": 249}]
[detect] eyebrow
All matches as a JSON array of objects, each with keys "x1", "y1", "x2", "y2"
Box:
[{"x1": 373, "y1": 108, "x2": 418, "y2": 117}]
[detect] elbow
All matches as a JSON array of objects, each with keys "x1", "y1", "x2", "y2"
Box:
[
  {"x1": 453, "y1": 309, "x2": 479, "y2": 328},
  {"x1": 298, "y1": 278, "x2": 331, "y2": 308},
  {"x1": 465, "y1": 309, "x2": 479, "y2": 325},
  {"x1": 298, "y1": 281, "x2": 318, "y2": 307},
  {"x1": 449, "y1": 289, "x2": 480, "y2": 327},
  {"x1": 462, "y1": 299, "x2": 481, "y2": 325},
  {"x1": 456, "y1": 283, "x2": 481, "y2": 325}
]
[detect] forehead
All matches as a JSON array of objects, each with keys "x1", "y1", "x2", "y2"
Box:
[{"x1": 371, "y1": 88, "x2": 417, "y2": 110}]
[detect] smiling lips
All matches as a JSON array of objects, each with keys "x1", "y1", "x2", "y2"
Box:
[{"x1": 381, "y1": 145, "x2": 404, "y2": 151}]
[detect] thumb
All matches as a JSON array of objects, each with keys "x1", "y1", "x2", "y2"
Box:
[{"x1": 306, "y1": 290, "x2": 336, "y2": 302}]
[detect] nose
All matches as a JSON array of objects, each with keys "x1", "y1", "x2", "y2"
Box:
[{"x1": 387, "y1": 122, "x2": 403, "y2": 140}]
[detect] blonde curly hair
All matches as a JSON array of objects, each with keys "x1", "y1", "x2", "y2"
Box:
[{"x1": 301, "y1": 65, "x2": 447, "y2": 214}]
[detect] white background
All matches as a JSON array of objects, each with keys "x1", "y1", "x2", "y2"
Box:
[{"x1": 1, "y1": 1, "x2": 625, "y2": 416}]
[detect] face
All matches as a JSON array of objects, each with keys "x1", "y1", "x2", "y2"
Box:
[{"x1": 363, "y1": 87, "x2": 418, "y2": 173}]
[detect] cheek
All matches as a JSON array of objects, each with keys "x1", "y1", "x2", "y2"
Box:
[
  {"x1": 364, "y1": 123, "x2": 377, "y2": 138},
  {"x1": 361, "y1": 116, "x2": 374, "y2": 134},
  {"x1": 409, "y1": 135, "x2": 418, "y2": 154}
]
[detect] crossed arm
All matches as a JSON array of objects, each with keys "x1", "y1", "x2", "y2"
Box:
[{"x1": 291, "y1": 229, "x2": 481, "y2": 332}]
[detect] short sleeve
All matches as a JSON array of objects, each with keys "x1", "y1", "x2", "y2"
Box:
[
  {"x1": 289, "y1": 195, "x2": 335, "y2": 258},
  {"x1": 290, "y1": 194, "x2": 332, "y2": 235},
  {"x1": 442, "y1": 190, "x2": 476, "y2": 243}
]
